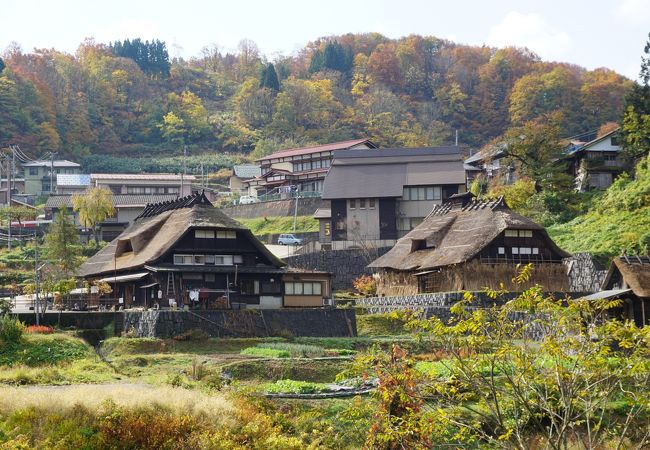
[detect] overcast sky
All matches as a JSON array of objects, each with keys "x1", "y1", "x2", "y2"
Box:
[{"x1": 2, "y1": 0, "x2": 649, "y2": 80}]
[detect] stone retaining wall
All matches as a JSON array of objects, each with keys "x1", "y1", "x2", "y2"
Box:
[
  {"x1": 564, "y1": 253, "x2": 608, "y2": 293},
  {"x1": 120, "y1": 308, "x2": 357, "y2": 338},
  {"x1": 285, "y1": 248, "x2": 391, "y2": 291},
  {"x1": 223, "y1": 198, "x2": 328, "y2": 219}
]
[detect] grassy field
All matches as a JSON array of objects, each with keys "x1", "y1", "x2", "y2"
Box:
[{"x1": 236, "y1": 215, "x2": 319, "y2": 236}]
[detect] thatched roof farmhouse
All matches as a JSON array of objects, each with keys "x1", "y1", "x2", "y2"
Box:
[{"x1": 368, "y1": 193, "x2": 571, "y2": 296}]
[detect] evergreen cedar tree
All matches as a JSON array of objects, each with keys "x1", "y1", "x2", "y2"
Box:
[
  {"x1": 0, "y1": 33, "x2": 637, "y2": 158},
  {"x1": 260, "y1": 63, "x2": 280, "y2": 91},
  {"x1": 109, "y1": 38, "x2": 170, "y2": 78}
]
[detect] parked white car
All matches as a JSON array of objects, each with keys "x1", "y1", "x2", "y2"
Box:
[
  {"x1": 278, "y1": 234, "x2": 303, "y2": 245},
  {"x1": 238, "y1": 195, "x2": 260, "y2": 205}
]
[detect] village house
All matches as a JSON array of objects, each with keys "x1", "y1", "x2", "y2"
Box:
[
  {"x1": 90, "y1": 173, "x2": 197, "y2": 196},
  {"x1": 319, "y1": 147, "x2": 467, "y2": 250},
  {"x1": 591, "y1": 255, "x2": 650, "y2": 327},
  {"x1": 77, "y1": 191, "x2": 332, "y2": 309},
  {"x1": 55, "y1": 174, "x2": 91, "y2": 194},
  {"x1": 564, "y1": 127, "x2": 625, "y2": 191},
  {"x1": 21, "y1": 160, "x2": 81, "y2": 196},
  {"x1": 368, "y1": 193, "x2": 571, "y2": 296},
  {"x1": 247, "y1": 138, "x2": 377, "y2": 198},
  {"x1": 45, "y1": 194, "x2": 178, "y2": 241},
  {"x1": 229, "y1": 165, "x2": 261, "y2": 196}
]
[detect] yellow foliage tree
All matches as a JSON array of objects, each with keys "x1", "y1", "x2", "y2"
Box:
[{"x1": 72, "y1": 187, "x2": 115, "y2": 245}]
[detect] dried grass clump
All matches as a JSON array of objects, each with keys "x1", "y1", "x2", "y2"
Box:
[{"x1": 0, "y1": 384, "x2": 233, "y2": 419}]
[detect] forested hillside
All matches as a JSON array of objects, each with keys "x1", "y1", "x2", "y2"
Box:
[{"x1": 0, "y1": 34, "x2": 633, "y2": 163}]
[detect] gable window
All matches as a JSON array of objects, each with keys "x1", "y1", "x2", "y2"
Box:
[
  {"x1": 216, "y1": 230, "x2": 236, "y2": 239},
  {"x1": 504, "y1": 229, "x2": 533, "y2": 238},
  {"x1": 512, "y1": 247, "x2": 519, "y2": 255},
  {"x1": 193, "y1": 255, "x2": 205, "y2": 265},
  {"x1": 205, "y1": 255, "x2": 215, "y2": 264},
  {"x1": 233, "y1": 255, "x2": 243, "y2": 264},
  {"x1": 498, "y1": 247, "x2": 505, "y2": 255},
  {"x1": 195, "y1": 230, "x2": 215, "y2": 239},
  {"x1": 532, "y1": 248, "x2": 539, "y2": 255},
  {"x1": 29, "y1": 167, "x2": 39, "y2": 176}
]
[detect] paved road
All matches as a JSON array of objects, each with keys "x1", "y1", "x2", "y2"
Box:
[{"x1": 265, "y1": 244, "x2": 302, "y2": 259}]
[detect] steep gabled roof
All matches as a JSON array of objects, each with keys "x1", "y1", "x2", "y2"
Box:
[
  {"x1": 564, "y1": 127, "x2": 621, "y2": 157},
  {"x1": 369, "y1": 197, "x2": 569, "y2": 271},
  {"x1": 232, "y1": 165, "x2": 262, "y2": 179},
  {"x1": 603, "y1": 256, "x2": 650, "y2": 297},
  {"x1": 78, "y1": 197, "x2": 284, "y2": 278},
  {"x1": 256, "y1": 138, "x2": 376, "y2": 162}
]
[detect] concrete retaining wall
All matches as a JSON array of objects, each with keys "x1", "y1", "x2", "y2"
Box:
[
  {"x1": 15, "y1": 312, "x2": 117, "y2": 330},
  {"x1": 121, "y1": 309, "x2": 357, "y2": 338},
  {"x1": 223, "y1": 198, "x2": 328, "y2": 219},
  {"x1": 285, "y1": 247, "x2": 392, "y2": 291}
]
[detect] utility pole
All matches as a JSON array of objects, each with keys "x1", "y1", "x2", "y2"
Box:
[
  {"x1": 455, "y1": 130, "x2": 459, "y2": 146},
  {"x1": 180, "y1": 145, "x2": 187, "y2": 196},
  {"x1": 49, "y1": 152, "x2": 57, "y2": 194},
  {"x1": 292, "y1": 186, "x2": 299, "y2": 233},
  {"x1": 34, "y1": 246, "x2": 40, "y2": 325}
]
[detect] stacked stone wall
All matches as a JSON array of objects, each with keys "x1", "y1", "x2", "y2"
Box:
[
  {"x1": 564, "y1": 253, "x2": 607, "y2": 293},
  {"x1": 223, "y1": 198, "x2": 328, "y2": 219},
  {"x1": 120, "y1": 309, "x2": 357, "y2": 338},
  {"x1": 285, "y1": 248, "x2": 391, "y2": 291}
]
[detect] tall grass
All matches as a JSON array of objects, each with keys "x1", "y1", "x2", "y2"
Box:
[{"x1": 0, "y1": 384, "x2": 233, "y2": 419}]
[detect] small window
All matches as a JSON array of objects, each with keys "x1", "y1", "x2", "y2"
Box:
[
  {"x1": 313, "y1": 282, "x2": 322, "y2": 295},
  {"x1": 512, "y1": 247, "x2": 519, "y2": 255},
  {"x1": 519, "y1": 247, "x2": 531, "y2": 255},
  {"x1": 174, "y1": 254, "x2": 184, "y2": 265},
  {"x1": 174, "y1": 254, "x2": 192, "y2": 265},
  {"x1": 402, "y1": 188, "x2": 410, "y2": 201},
  {"x1": 285, "y1": 282, "x2": 294, "y2": 295},
  {"x1": 205, "y1": 255, "x2": 215, "y2": 264},
  {"x1": 349, "y1": 199, "x2": 356, "y2": 209},
  {"x1": 505, "y1": 230, "x2": 518, "y2": 237},
  {"x1": 233, "y1": 255, "x2": 243, "y2": 264},
  {"x1": 216, "y1": 230, "x2": 236, "y2": 239},
  {"x1": 368, "y1": 199, "x2": 376, "y2": 209},
  {"x1": 498, "y1": 247, "x2": 505, "y2": 255},
  {"x1": 241, "y1": 280, "x2": 260, "y2": 295},
  {"x1": 29, "y1": 167, "x2": 39, "y2": 176},
  {"x1": 293, "y1": 283, "x2": 303, "y2": 295},
  {"x1": 520, "y1": 230, "x2": 533, "y2": 238},
  {"x1": 214, "y1": 256, "x2": 225, "y2": 265},
  {"x1": 195, "y1": 230, "x2": 215, "y2": 239},
  {"x1": 304, "y1": 283, "x2": 313, "y2": 295},
  {"x1": 532, "y1": 248, "x2": 539, "y2": 255},
  {"x1": 194, "y1": 255, "x2": 205, "y2": 265},
  {"x1": 359, "y1": 199, "x2": 366, "y2": 209},
  {"x1": 433, "y1": 187, "x2": 442, "y2": 200}
]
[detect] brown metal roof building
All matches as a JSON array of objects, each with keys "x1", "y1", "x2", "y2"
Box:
[{"x1": 318, "y1": 147, "x2": 467, "y2": 251}]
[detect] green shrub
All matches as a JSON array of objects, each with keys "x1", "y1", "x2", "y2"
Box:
[
  {"x1": 263, "y1": 379, "x2": 330, "y2": 394},
  {"x1": 240, "y1": 347, "x2": 290, "y2": 358},
  {"x1": 0, "y1": 334, "x2": 90, "y2": 366},
  {"x1": 357, "y1": 313, "x2": 407, "y2": 336},
  {"x1": 256, "y1": 342, "x2": 324, "y2": 357},
  {"x1": 0, "y1": 316, "x2": 24, "y2": 343},
  {"x1": 173, "y1": 328, "x2": 210, "y2": 341}
]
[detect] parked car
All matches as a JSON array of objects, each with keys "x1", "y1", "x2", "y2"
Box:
[
  {"x1": 238, "y1": 195, "x2": 260, "y2": 205},
  {"x1": 278, "y1": 234, "x2": 303, "y2": 245}
]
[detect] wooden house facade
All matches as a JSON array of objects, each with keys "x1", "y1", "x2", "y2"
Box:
[
  {"x1": 77, "y1": 192, "x2": 331, "y2": 309},
  {"x1": 368, "y1": 193, "x2": 571, "y2": 296},
  {"x1": 595, "y1": 255, "x2": 650, "y2": 326}
]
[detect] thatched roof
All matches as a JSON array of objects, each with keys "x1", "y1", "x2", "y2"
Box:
[
  {"x1": 78, "y1": 197, "x2": 284, "y2": 278},
  {"x1": 369, "y1": 196, "x2": 570, "y2": 271},
  {"x1": 604, "y1": 256, "x2": 650, "y2": 298}
]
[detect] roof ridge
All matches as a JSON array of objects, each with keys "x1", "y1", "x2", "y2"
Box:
[{"x1": 135, "y1": 191, "x2": 211, "y2": 220}]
